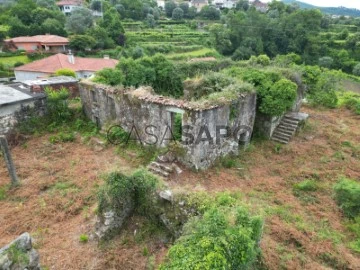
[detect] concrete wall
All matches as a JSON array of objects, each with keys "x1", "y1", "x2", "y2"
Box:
[
  {"x1": 79, "y1": 82, "x2": 257, "y2": 169},
  {"x1": 0, "y1": 97, "x2": 46, "y2": 135},
  {"x1": 15, "y1": 71, "x2": 50, "y2": 81}
]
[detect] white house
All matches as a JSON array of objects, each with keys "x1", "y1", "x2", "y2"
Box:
[
  {"x1": 56, "y1": 0, "x2": 83, "y2": 15},
  {"x1": 14, "y1": 53, "x2": 118, "y2": 81}
]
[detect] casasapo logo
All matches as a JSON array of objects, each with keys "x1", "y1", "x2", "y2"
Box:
[{"x1": 107, "y1": 124, "x2": 252, "y2": 146}]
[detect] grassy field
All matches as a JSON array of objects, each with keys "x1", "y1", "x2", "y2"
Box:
[{"x1": 0, "y1": 55, "x2": 30, "y2": 67}]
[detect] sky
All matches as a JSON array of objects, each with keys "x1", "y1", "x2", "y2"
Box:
[{"x1": 261, "y1": 0, "x2": 360, "y2": 9}]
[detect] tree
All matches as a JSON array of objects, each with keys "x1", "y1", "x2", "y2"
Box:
[
  {"x1": 200, "y1": 6, "x2": 220, "y2": 20},
  {"x1": 91, "y1": 0, "x2": 102, "y2": 12},
  {"x1": 353, "y1": 63, "x2": 360, "y2": 76},
  {"x1": 165, "y1": 1, "x2": 177, "y2": 17},
  {"x1": 69, "y1": 35, "x2": 96, "y2": 51},
  {"x1": 236, "y1": 0, "x2": 249, "y2": 11},
  {"x1": 172, "y1": 7, "x2": 184, "y2": 20},
  {"x1": 87, "y1": 26, "x2": 115, "y2": 49},
  {"x1": 100, "y1": 7, "x2": 125, "y2": 44},
  {"x1": 319, "y1": 56, "x2": 334, "y2": 69},
  {"x1": 146, "y1": 14, "x2": 156, "y2": 28},
  {"x1": 187, "y1": 7, "x2": 197, "y2": 19},
  {"x1": 42, "y1": 18, "x2": 67, "y2": 36},
  {"x1": 179, "y1": 2, "x2": 189, "y2": 16},
  {"x1": 65, "y1": 7, "x2": 93, "y2": 34},
  {"x1": 209, "y1": 24, "x2": 232, "y2": 55}
]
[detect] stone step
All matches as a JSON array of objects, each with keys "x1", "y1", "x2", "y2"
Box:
[
  {"x1": 277, "y1": 124, "x2": 297, "y2": 131},
  {"x1": 272, "y1": 132, "x2": 292, "y2": 141},
  {"x1": 276, "y1": 127, "x2": 295, "y2": 136},
  {"x1": 282, "y1": 118, "x2": 299, "y2": 125},
  {"x1": 271, "y1": 136, "x2": 289, "y2": 144},
  {"x1": 148, "y1": 166, "x2": 169, "y2": 178},
  {"x1": 150, "y1": 161, "x2": 173, "y2": 173}
]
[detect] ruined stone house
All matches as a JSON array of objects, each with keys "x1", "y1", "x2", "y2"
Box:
[
  {"x1": 79, "y1": 75, "x2": 306, "y2": 170},
  {"x1": 80, "y1": 81, "x2": 257, "y2": 169}
]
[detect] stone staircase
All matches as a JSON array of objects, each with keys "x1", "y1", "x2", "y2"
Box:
[
  {"x1": 147, "y1": 161, "x2": 174, "y2": 178},
  {"x1": 271, "y1": 113, "x2": 308, "y2": 144}
]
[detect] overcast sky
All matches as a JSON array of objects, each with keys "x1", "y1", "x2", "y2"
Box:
[{"x1": 262, "y1": 0, "x2": 360, "y2": 9}]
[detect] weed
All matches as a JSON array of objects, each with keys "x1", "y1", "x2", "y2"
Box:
[
  {"x1": 50, "y1": 182, "x2": 79, "y2": 196},
  {"x1": 79, "y1": 234, "x2": 89, "y2": 243},
  {"x1": 274, "y1": 143, "x2": 283, "y2": 154},
  {"x1": 6, "y1": 244, "x2": 29, "y2": 265},
  {"x1": 333, "y1": 151, "x2": 345, "y2": 160},
  {"x1": 334, "y1": 177, "x2": 360, "y2": 218},
  {"x1": 318, "y1": 252, "x2": 347, "y2": 269},
  {"x1": 346, "y1": 216, "x2": 360, "y2": 253},
  {"x1": 217, "y1": 155, "x2": 239, "y2": 168},
  {"x1": 316, "y1": 219, "x2": 344, "y2": 245},
  {"x1": 146, "y1": 255, "x2": 156, "y2": 270},
  {"x1": 0, "y1": 185, "x2": 9, "y2": 200},
  {"x1": 142, "y1": 246, "x2": 149, "y2": 256},
  {"x1": 49, "y1": 132, "x2": 75, "y2": 144},
  {"x1": 293, "y1": 179, "x2": 319, "y2": 192}
]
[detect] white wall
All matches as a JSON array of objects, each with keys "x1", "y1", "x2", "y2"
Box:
[{"x1": 15, "y1": 71, "x2": 50, "y2": 81}]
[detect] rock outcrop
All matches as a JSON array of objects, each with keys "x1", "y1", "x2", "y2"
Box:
[{"x1": 0, "y1": 233, "x2": 40, "y2": 270}]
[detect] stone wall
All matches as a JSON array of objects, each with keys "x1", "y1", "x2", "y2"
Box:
[
  {"x1": 79, "y1": 81, "x2": 257, "y2": 169},
  {"x1": 0, "y1": 233, "x2": 40, "y2": 270},
  {"x1": 0, "y1": 97, "x2": 46, "y2": 135}
]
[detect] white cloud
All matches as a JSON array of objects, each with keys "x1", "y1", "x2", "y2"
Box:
[{"x1": 261, "y1": 0, "x2": 360, "y2": 9}]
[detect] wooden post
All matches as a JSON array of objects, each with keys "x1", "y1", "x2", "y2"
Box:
[{"x1": 0, "y1": 135, "x2": 19, "y2": 186}]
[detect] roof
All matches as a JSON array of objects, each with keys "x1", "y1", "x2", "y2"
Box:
[
  {"x1": 0, "y1": 83, "x2": 45, "y2": 107},
  {"x1": 15, "y1": 54, "x2": 119, "y2": 74},
  {"x1": 22, "y1": 76, "x2": 78, "y2": 87},
  {"x1": 5, "y1": 35, "x2": 69, "y2": 44},
  {"x1": 56, "y1": 0, "x2": 82, "y2": 6},
  {"x1": 192, "y1": 0, "x2": 207, "y2": 4}
]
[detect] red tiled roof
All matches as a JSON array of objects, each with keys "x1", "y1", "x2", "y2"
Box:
[
  {"x1": 15, "y1": 53, "x2": 118, "y2": 73},
  {"x1": 5, "y1": 35, "x2": 68, "y2": 44},
  {"x1": 56, "y1": 0, "x2": 82, "y2": 6}
]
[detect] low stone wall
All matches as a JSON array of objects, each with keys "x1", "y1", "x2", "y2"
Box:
[
  {"x1": 79, "y1": 81, "x2": 257, "y2": 169},
  {"x1": 0, "y1": 233, "x2": 41, "y2": 270}
]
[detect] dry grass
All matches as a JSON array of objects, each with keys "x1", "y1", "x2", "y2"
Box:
[{"x1": 0, "y1": 105, "x2": 359, "y2": 269}]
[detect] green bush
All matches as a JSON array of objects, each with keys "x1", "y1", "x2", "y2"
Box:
[
  {"x1": 334, "y1": 178, "x2": 360, "y2": 219},
  {"x1": 339, "y1": 92, "x2": 360, "y2": 115},
  {"x1": 93, "y1": 68, "x2": 124, "y2": 86},
  {"x1": 160, "y1": 206, "x2": 262, "y2": 269},
  {"x1": 45, "y1": 87, "x2": 72, "y2": 124},
  {"x1": 54, "y1": 68, "x2": 76, "y2": 78},
  {"x1": 259, "y1": 79, "x2": 297, "y2": 116},
  {"x1": 97, "y1": 169, "x2": 160, "y2": 217}
]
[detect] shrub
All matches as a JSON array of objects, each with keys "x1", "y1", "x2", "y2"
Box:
[
  {"x1": 334, "y1": 178, "x2": 360, "y2": 219},
  {"x1": 353, "y1": 63, "x2": 360, "y2": 76},
  {"x1": 293, "y1": 179, "x2": 318, "y2": 192},
  {"x1": 13, "y1": 61, "x2": 24, "y2": 67},
  {"x1": 160, "y1": 206, "x2": 262, "y2": 269},
  {"x1": 339, "y1": 92, "x2": 360, "y2": 115},
  {"x1": 258, "y1": 55, "x2": 270, "y2": 66},
  {"x1": 93, "y1": 68, "x2": 124, "y2": 86},
  {"x1": 54, "y1": 68, "x2": 76, "y2": 78},
  {"x1": 319, "y1": 56, "x2": 334, "y2": 69},
  {"x1": 45, "y1": 87, "x2": 72, "y2": 124},
  {"x1": 307, "y1": 73, "x2": 338, "y2": 109},
  {"x1": 97, "y1": 169, "x2": 160, "y2": 217}
]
